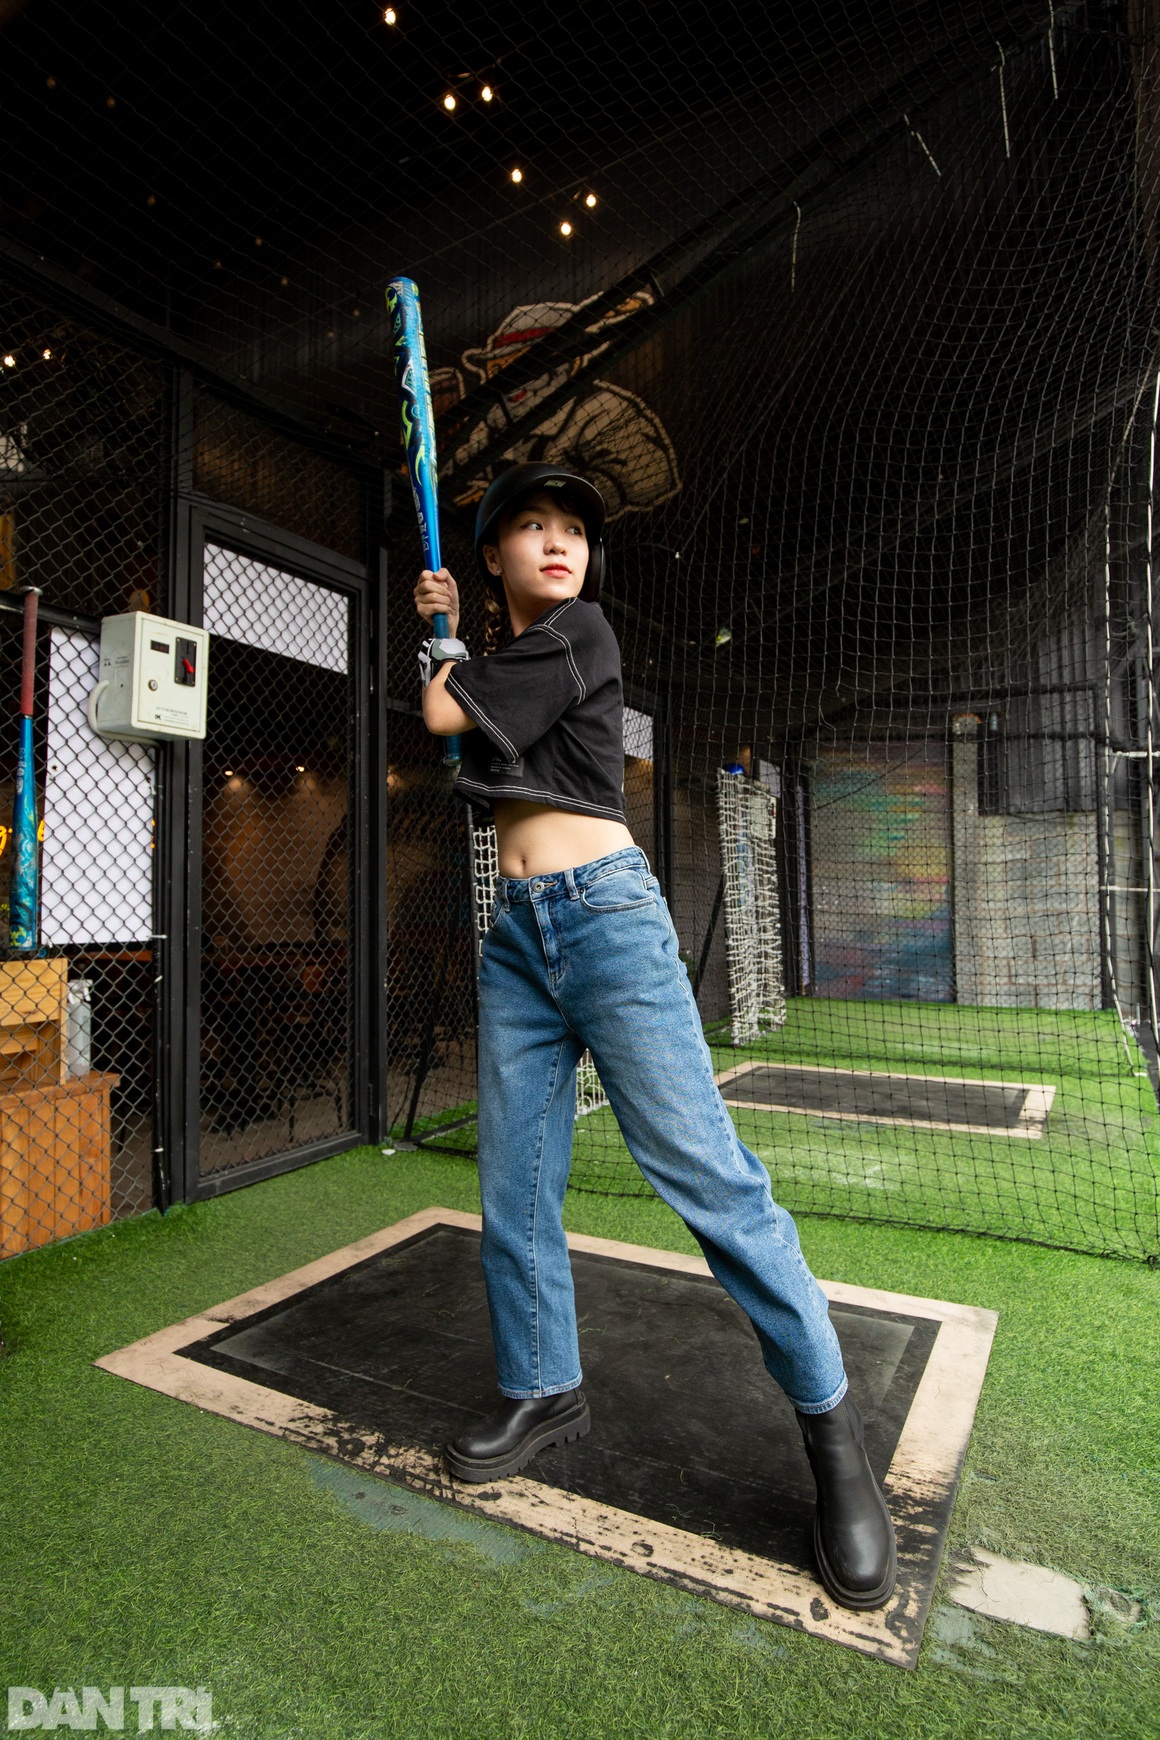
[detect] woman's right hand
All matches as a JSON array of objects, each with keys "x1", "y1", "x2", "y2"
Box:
[{"x1": 414, "y1": 568, "x2": 460, "y2": 638}]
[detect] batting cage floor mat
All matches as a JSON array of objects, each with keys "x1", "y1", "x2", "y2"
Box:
[
  {"x1": 95, "y1": 1209, "x2": 997, "y2": 1667},
  {"x1": 716, "y1": 1062, "x2": 1056, "y2": 1138}
]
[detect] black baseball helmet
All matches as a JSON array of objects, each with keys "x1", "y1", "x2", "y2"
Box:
[{"x1": 473, "y1": 463, "x2": 607, "y2": 602}]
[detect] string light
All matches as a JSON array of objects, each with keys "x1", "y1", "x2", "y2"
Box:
[
  {"x1": 105, "y1": 95, "x2": 116, "y2": 109},
  {"x1": 45, "y1": 76, "x2": 56, "y2": 89},
  {"x1": 585, "y1": 193, "x2": 597, "y2": 208},
  {"x1": 481, "y1": 84, "x2": 493, "y2": 102},
  {"x1": 510, "y1": 167, "x2": 523, "y2": 183},
  {"x1": 146, "y1": 193, "x2": 156, "y2": 207},
  {"x1": 443, "y1": 93, "x2": 456, "y2": 111},
  {"x1": 3, "y1": 355, "x2": 15, "y2": 369},
  {"x1": 559, "y1": 220, "x2": 573, "y2": 237},
  {"x1": 383, "y1": 6, "x2": 396, "y2": 20},
  {"x1": 41, "y1": 348, "x2": 51, "y2": 360}
]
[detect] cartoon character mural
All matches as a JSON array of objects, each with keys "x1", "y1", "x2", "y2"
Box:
[{"x1": 431, "y1": 291, "x2": 681, "y2": 519}]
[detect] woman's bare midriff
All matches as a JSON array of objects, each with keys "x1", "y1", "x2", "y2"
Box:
[{"x1": 492, "y1": 799, "x2": 635, "y2": 878}]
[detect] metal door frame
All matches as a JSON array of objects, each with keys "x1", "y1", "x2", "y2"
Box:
[{"x1": 159, "y1": 496, "x2": 377, "y2": 1203}]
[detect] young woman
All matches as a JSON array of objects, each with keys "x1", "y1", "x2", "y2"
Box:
[{"x1": 413, "y1": 462, "x2": 896, "y2": 1611}]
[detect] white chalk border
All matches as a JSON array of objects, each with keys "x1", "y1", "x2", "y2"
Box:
[
  {"x1": 94, "y1": 1207, "x2": 997, "y2": 1668},
  {"x1": 716, "y1": 1060, "x2": 1056, "y2": 1139}
]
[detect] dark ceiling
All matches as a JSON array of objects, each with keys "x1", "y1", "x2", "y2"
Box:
[
  {"x1": 0, "y1": 2, "x2": 1051, "y2": 390},
  {"x1": 0, "y1": 1, "x2": 1148, "y2": 736}
]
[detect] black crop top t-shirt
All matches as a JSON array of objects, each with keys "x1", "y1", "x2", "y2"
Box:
[{"x1": 445, "y1": 598, "x2": 626, "y2": 821}]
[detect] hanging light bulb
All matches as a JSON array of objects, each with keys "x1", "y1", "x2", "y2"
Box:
[
  {"x1": 559, "y1": 220, "x2": 573, "y2": 237},
  {"x1": 510, "y1": 166, "x2": 523, "y2": 183},
  {"x1": 481, "y1": 83, "x2": 494, "y2": 102},
  {"x1": 585, "y1": 192, "x2": 597, "y2": 208},
  {"x1": 443, "y1": 92, "x2": 456, "y2": 111}
]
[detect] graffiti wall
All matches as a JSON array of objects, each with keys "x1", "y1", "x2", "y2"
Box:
[{"x1": 809, "y1": 746, "x2": 952, "y2": 1003}]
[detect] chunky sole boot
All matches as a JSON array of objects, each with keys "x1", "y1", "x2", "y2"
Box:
[
  {"x1": 446, "y1": 1388, "x2": 590, "y2": 1483},
  {"x1": 795, "y1": 1393, "x2": 897, "y2": 1611}
]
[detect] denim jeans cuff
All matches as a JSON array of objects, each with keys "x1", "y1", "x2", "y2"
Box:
[
  {"x1": 785, "y1": 1372, "x2": 849, "y2": 1416},
  {"x1": 498, "y1": 1375, "x2": 583, "y2": 1400}
]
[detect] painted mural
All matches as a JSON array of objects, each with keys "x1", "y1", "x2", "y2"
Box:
[
  {"x1": 809, "y1": 746, "x2": 952, "y2": 1003},
  {"x1": 429, "y1": 291, "x2": 681, "y2": 519}
]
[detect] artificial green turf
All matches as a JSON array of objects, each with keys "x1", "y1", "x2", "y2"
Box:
[
  {"x1": 407, "y1": 1000, "x2": 1160, "y2": 1261},
  {"x1": 2, "y1": 1144, "x2": 1157, "y2": 1739}
]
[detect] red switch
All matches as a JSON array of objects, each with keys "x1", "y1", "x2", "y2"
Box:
[{"x1": 175, "y1": 637, "x2": 198, "y2": 686}]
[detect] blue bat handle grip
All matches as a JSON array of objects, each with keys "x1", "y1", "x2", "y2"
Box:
[{"x1": 432, "y1": 609, "x2": 461, "y2": 767}]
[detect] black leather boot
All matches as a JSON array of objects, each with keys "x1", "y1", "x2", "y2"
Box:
[
  {"x1": 795, "y1": 1393, "x2": 897, "y2": 1610},
  {"x1": 446, "y1": 1388, "x2": 590, "y2": 1483}
]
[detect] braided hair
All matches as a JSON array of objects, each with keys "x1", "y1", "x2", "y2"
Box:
[{"x1": 482, "y1": 583, "x2": 513, "y2": 656}]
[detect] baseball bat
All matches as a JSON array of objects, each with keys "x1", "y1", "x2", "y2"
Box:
[
  {"x1": 385, "y1": 276, "x2": 461, "y2": 766},
  {"x1": 9, "y1": 585, "x2": 41, "y2": 951}
]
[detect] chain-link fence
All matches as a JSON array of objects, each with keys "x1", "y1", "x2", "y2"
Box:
[
  {"x1": 0, "y1": 297, "x2": 164, "y2": 1255},
  {"x1": 0, "y1": 276, "x2": 374, "y2": 1255},
  {"x1": 198, "y1": 544, "x2": 357, "y2": 1176}
]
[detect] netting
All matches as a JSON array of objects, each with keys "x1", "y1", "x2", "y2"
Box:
[
  {"x1": 371, "y1": 1, "x2": 1160, "y2": 1261},
  {"x1": 716, "y1": 768, "x2": 787, "y2": 1047},
  {"x1": 3, "y1": 1, "x2": 1160, "y2": 1260}
]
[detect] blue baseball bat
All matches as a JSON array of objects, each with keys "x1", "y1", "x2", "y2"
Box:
[
  {"x1": 9, "y1": 586, "x2": 41, "y2": 951},
  {"x1": 385, "y1": 276, "x2": 461, "y2": 766}
]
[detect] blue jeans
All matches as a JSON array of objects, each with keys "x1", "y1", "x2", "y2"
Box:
[{"x1": 476, "y1": 845, "x2": 848, "y2": 1414}]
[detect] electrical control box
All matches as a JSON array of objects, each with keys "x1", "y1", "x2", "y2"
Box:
[{"x1": 88, "y1": 612, "x2": 210, "y2": 743}]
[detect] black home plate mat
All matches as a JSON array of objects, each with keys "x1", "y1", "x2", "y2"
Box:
[
  {"x1": 94, "y1": 1209, "x2": 997, "y2": 1667},
  {"x1": 716, "y1": 1062, "x2": 1055, "y2": 1138}
]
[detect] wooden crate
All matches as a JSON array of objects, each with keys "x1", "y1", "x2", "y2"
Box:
[
  {"x1": 0, "y1": 1072, "x2": 120, "y2": 1258},
  {"x1": 0, "y1": 957, "x2": 68, "y2": 1092}
]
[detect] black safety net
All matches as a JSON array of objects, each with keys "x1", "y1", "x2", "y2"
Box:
[{"x1": 3, "y1": 1, "x2": 1160, "y2": 1260}]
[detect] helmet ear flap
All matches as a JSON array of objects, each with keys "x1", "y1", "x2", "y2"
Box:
[{"x1": 581, "y1": 540, "x2": 606, "y2": 603}]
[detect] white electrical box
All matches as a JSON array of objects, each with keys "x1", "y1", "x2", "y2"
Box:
[{"x1": 88, "y1": 612, "x2": 210, "y2": 743}]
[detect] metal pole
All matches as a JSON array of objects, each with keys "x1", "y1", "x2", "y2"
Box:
[{"x1": 1144, "y1": 371, "x2": 1160, "y2": 1051}]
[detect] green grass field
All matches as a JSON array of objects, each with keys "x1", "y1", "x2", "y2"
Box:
[
  {"x1": 408, "y1": 1001, "x2": 1160, "y2": 1262},
  {"x1": 1, "y1": 1145, "x2": 1157, "y2": 1739}
]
